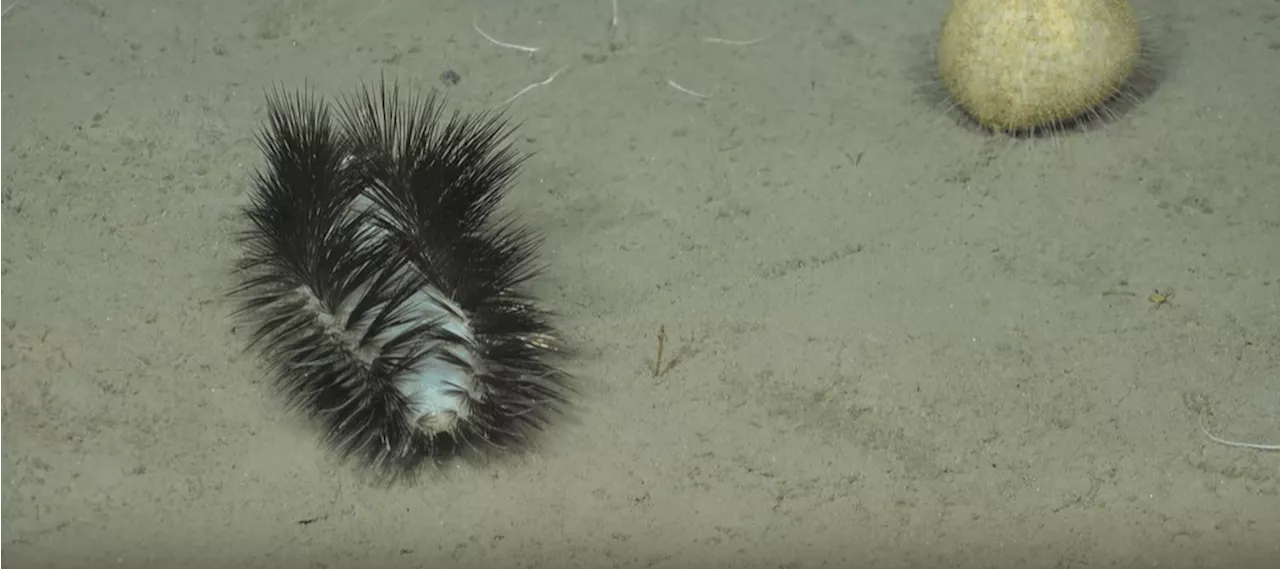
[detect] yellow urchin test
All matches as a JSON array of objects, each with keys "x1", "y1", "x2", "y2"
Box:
[{"x1": 937, "y1": 0, "x2": 1141, "y2": 132}]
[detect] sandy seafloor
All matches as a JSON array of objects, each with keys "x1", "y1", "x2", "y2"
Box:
[{"x1": 2, "y1": 0, "x2": 1278, "y2": 567}]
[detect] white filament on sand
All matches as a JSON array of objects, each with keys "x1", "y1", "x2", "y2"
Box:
[
  {"x1": 703, "y1": 36, "x2": 767, "y2": 46},
  {"x1": 500, "y1": 66, "x2": 570, "y2": 106},
  {"x1": 1199, "y1": 413, "x2": 1280, "y2": 451},
  {"x1": 473, "y1": 17, "x2": 540, "y2": 54},
  {"x1": 477, "y1": 1, "x2": 761, "y2": 105},
  {"x1": 2, "y1": 0, "x2": 24, "y2": 17},
  {"x1": 666, "y1": 80, "x2": 710, "y2": 99}
]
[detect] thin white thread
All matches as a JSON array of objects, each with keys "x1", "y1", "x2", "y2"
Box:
[
  {"x1": 2, "y1": 0, "x2": 23, "y2": 17},
  {"x1": 667, "y1": 80, "x2": 710, "y2": 99},
  {"x1": 703, "y1": 36, "x2": 766, "y2": 46},
  {"x1": 474, "y1": 4, "x2": 761, "y2": 104},
  {"x1": 500, "y1": 66, "x2": 571, "y2": 106},
  {"x1": 473, "y1": 17, "x2": 540, "y2": 54},
  {"x1": 1199, "y1": 413, "x2": 1280, "y2": 451}
]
